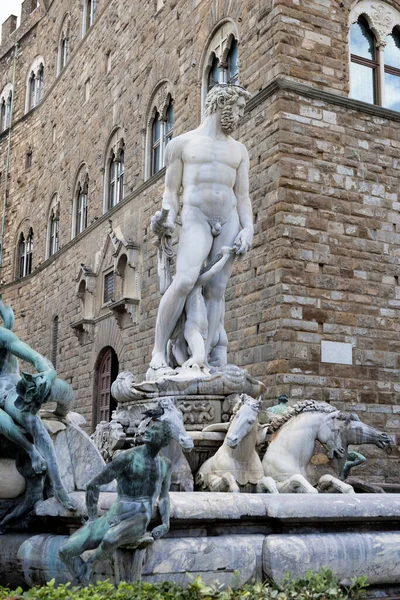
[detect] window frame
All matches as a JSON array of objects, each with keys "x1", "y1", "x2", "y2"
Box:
[
  {"x1": 146, "y1": 89, "x2": 174, "y2": 180},
  {"x1": 349, "y1": 3, "x2": 400, "y2": 111},
  {"x1": 201, "y1": 23, "x2": 240, "y2": 113},
  {"x1": 17, "y1": 227, "x2": 33, "y2": 279},
  {"x1": 104, "y1": 130, "x2": 125, "y2": 213},
  {"x1": 73, "y1": 169, "x2": 89, "y2": 237}
]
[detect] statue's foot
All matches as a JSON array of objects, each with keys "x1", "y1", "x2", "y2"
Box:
[
  {"x1": 149, "y1": 353, "x2": 170, "y2": 370},
  {"x1": 29, "y1": 449, "x2": 46, "y2": 475},
  {"x1": 146, "y1": 355, "x2": 177, "y2": 382},
  {"x1": 55, "y1": 488, "x2": 78, "y2": 511}
]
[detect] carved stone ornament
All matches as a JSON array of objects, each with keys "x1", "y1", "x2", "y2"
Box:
[
  {"x1": 177, "y1": 401, "x2": 215, "y2": 425},
  {"x1": 350, "y1": 1, "x2": 400, "y2": 47}
]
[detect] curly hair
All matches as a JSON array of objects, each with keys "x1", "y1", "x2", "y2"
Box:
[{"x1": 203, "y1": 84, "x2": 251, "y2": 119}]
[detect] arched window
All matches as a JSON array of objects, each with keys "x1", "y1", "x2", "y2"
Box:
[
  {"x1": 17, "y1": 228, "x2": 33, "y2": 278},
  {"x1": 73, "y1": 169, "x2": 89, "y2": 236},
  {"x1": 349, "y1": 3, "x2": 400, "y2": 111},
  {"x1": 350, "y1": 17, "x2": 378, "y2": 104},
  {"x1": 25, "y1": 57, "x2": 45, "y2": 113},
  {"x1": 201, "y1": 23, "x2": 240, "y2": 111},
  {"x1": 104, "y1": 129, "x2": 125, "y2": 212},
  {"x1": 383, "y1": 29, "x2": 400, "y2": 111},
  {"x1": 0, "y1": 84, "x2": 12, "y2": 132},
  {"x1": 47, "y1": 195, "x2": 60, "y2": 258},
  {"x1": 84, "y1": 0, "x2": 97, "y2": 34},
  {"x1": 58, "y1": 15, "x2": 71, "y2": 75},
  {"x1": 146, "y1": 87, "x2": 174, "y2": 179}
]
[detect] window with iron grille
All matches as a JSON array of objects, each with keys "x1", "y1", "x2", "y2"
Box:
[
  {"x1": 103, "y1": 271, "x2": 114, "y2": 303},
  {"x1": 51, "y1": 316, "x2": 59, "y2": 369}
]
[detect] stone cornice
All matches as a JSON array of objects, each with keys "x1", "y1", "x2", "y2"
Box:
[{"x1": 246, "y1": 77, "x2": 400, "y2": 123}]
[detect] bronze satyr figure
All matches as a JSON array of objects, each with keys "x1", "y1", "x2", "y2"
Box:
[{"x1": 59, "y1": 420, "x2": 173, "y2": 585}]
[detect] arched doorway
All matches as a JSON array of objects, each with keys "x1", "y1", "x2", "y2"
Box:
[{"x1": 93, "y1": 346, "x2": 119, "y2": 429}]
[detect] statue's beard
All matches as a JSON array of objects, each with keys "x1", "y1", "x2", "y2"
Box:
[{"x1": 220, "y1": 106, "x2": 236, "y2": 133}]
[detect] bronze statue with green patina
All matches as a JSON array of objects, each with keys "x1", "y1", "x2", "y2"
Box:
[
  {"x1": 0, "y1": 299, "x2": 76, "y2": 530},
  {"x1": 59, "y1": 420, "x2": 173, "y2": 585}
]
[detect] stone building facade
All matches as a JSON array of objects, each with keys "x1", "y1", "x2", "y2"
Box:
[{"x1": 0, "y1": 0, "x2": 399, "y2": 481}]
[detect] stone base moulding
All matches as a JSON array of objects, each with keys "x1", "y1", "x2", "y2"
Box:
[{"x1": 1, "y1": 493, "x2": 400, "y2": 590}]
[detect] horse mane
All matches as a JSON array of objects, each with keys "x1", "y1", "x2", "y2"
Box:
[
  {"x1": 231, "y1": 394, "x2": 261, "y2": 420},
  {"x1": 268, "y1": 400, "x2": 338, "y2": 433}
]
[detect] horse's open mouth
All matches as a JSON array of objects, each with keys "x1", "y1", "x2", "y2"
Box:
[{"x1": 333, "y1": 447, "x2": 345, "y2": 459}]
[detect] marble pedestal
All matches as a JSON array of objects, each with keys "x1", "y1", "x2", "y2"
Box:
[{"x1": 3, "y1": 493, "x2": 400, "y2": 591}]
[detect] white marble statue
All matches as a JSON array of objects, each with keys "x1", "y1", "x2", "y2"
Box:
[{"x1": 148, "y1": 84, "x2": 253, "y2": 381}]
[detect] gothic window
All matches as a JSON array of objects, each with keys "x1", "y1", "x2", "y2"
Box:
[
  {"x1": 383, "y1": 29, "x2": 400, "y2": 111},
  {"x1": 104, "y1": 130, "x2": 125, "y2": 212},
  {"x1": 84, "y1": 0, "x2": 97, "y2": 34},
  {"x1": 25, "y1": 57, "x2": 45, "y2": 112},
  {"x1": 350, "y1": 17, "x2": 378, "y2": 104},
  {"x1": 58, "y1": 15, "x2": 71, "y2": 74},
  {"x1": 17, "y1": 228, "x2": 33, "y2": 278},
  {"x1": 47, "y1": 195, "x2": 60, "y2": 258},
  {"x1": 108, "y1": 148, "x2": 124, "y2": 209},
  {"x1": 349, "y1": 3, "x2": 400, "y2": 111},
  {"x1": 151, "y1": 112, "x2": 161, "y2": 175},
  {"x1": 0, "y1": 85, "x2": 12, "y2": 132},
  {"x1": 201, "y1": 23, "x2": 240, "y2": 110},
  {"x1": 73, "y1": 169, "x2": 89, "y2": 236},
  {"x1": 146, "y1": 89, "x2": 174, "y2": 179},
  {"x1": 0, "y1": 101, "x2": 5, "y2": 132}
]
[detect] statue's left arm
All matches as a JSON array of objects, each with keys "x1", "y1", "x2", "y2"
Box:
[
  {"x1": 234, "y1": 145, "x2": 254, "y2": 255},
  {"x1": 151, "y1": 460, "x2": 172, "y2": 539}
]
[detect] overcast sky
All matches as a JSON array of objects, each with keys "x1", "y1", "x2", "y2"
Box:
[{"x1": 0, "y1": 1, "x2": 23, "y2": 42}]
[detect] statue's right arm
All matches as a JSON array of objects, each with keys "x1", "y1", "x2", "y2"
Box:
[
  {"x1": 161, "y1": 138, "x2": 183, "y2": 226},
  {"x1": 3, "y1": 329, "x2": 56, "y2": 396},
  {"x1": 85, "y1": 455, "x2": 126, "y2": 520}
]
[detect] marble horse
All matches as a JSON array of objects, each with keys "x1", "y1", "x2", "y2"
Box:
[{"x1": 196, "y1": 394, "x2": 278, "y2": 493}]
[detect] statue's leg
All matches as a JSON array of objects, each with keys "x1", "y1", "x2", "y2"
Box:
[
  {"x1": 59, "y1": 517, "x2": 109, "y2": 584},
  {"x1": 204, "y1": 215, "x2": 239, "y2": 366},
  {"x1": 150, "y1": 210, "x2": 213, "y2": 371},
  {"x1": 256, "y1": 476, "x2": 279, "y2": 494},
  {"x1": 0, "y1": 407, "x2": 45, "y2": 474},
  {"x1": 0, "y1": 471, "x2": 44, "y2": 533},
  {"x1": 318, "y1": 474, "x2": 355, "y2": 494},
  {"x1": 5, "y1": 400, "x2": 76, "y2": 510},
  {"x1": 279, "y1": 474, "x2": 318, "y2": 494},
  {"x1": 87, "y1": 514, "x2": 148, "y2": 565},
  {"x1": 48, "y1": 377, "x2": 73, "y2": 417}
]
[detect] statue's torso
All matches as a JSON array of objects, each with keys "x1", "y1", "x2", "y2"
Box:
[
  {"x1": 181, "y1": 133, "x2": 243, "y2": 219},
  {"x1": 116, "y1": 449, "x2": 168, "y2": 500}
]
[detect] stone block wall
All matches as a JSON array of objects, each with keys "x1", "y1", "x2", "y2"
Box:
[{"x1": 0, "y1": 0, "x2": 399, "y2": 481}]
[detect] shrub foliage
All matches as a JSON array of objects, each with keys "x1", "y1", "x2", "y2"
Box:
[{"x1": 0, "y1": 569, "x2": 368, "y2": 600}]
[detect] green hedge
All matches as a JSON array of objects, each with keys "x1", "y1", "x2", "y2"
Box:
[{"x1": 0, "y1": 569, "x2": 368, "y2": 600}]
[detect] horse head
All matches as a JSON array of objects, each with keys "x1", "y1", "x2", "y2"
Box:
[
  {"x1": 317, "y1": 411, "x2": 345, "y2": 460},
  {"x1": 345, "y1": 415, "x2": 393, "y2": 449},
  {"x1": 158, "y1": 397, "x2": 194, "y2": 451},
  {"x1": 225, "y1": 394, "x2": 261, "y2": 449}
]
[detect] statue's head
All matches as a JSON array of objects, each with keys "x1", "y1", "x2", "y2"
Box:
[
  {"x1": 203, "y1": 84, "x2": 251, "y2": 133},
  {"x1": 278, "y1": 394, "x2": 289, "y2": 404},
  {"x1": 143, "y1": 420, "x2": 172, "y2": 449}
]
